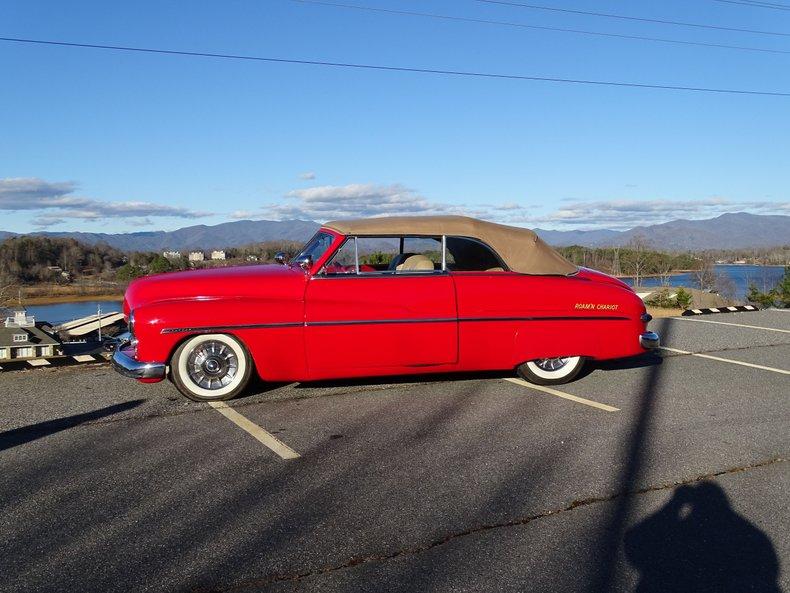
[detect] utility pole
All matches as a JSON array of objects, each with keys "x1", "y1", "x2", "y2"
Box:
[{"x1": 97, "y1": 304, "x2": 102, "y2": 342}]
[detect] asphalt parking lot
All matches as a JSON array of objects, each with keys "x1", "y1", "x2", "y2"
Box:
[{"x1": 1, "y1": 310, "x2": 788, "y2": 593}]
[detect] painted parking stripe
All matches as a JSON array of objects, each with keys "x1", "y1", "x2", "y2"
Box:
[
  {"x1": 504, "y1": 378, "x2": 619, "y2": 412},
  {"x1": 673, "y1": 317, "x2": 790, "y2": 334},
  {"x1": 72, "y1": 354, "x2": 97, "y2": 362},
  {"x1": 660, "y1": 347, "x2": 790, "y2": 375},
  {"x1": 208, "y1": 401, "x2": 301, "y2": 460}
]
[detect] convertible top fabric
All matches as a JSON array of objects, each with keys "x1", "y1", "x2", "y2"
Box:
[{"x1": 324, "y1": 215, "x2": 578, "y2": 276}]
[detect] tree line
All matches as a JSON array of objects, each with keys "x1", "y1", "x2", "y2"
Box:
[{"x1": 0, "y1": 236, "x2": 126, "y2": 283}]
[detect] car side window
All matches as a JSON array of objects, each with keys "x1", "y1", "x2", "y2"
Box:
[
  {"x1": 322, "y1": 236, "x2": 443, "y2": 275},
  {"x1": 323, "y1": 238, "x2": 358, "y2": 275},
  {"x1": 358, "y1": 237, "x2": 442, "y2": 274},
  {"x1": 446, "y1": 236, "x2": 506, "y2": 272}
]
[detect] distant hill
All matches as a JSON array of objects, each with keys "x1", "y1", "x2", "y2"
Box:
[
  {"x1": 532, "y1": 228, "x2": 621, "y2": 247},
  {"x1": 535, "y1": 212, "x2": 788, "y2": 250},
  {"x1": 610, "y1": 213, "x2": 789, "y2": 250},
  {"x1": 0, "y1": 219, "x2": 320, "y2": 252},
  {"x1": 1, "y1": 212, "x2": 786, "y2": 251}
]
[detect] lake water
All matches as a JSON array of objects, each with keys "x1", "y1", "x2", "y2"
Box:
[
  {"x1": 622, "y1": 265, "x2": 785, "y2": 299},
  {"x1": 10, "y1": 265, "x2": 786, "y2": 323},
  {"x1": 24, "y1": 300, "x2": 123, "y2": 325}
]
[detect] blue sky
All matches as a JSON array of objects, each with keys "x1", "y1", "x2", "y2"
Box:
[{"x1": 1, "y1": 0, "x2": 788, "y2": 234}]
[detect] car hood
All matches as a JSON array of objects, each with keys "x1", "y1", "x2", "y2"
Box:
[{"x1": 123, "y1": 264, "x2": 305, "y2": 316}]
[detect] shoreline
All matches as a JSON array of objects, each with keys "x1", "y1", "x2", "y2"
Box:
[{"x1": 3, "y1": 294, "x2": 124, "y2": 306}]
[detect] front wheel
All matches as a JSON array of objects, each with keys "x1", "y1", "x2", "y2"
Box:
[
  {"x1": 171, "y1": 334, "x2": 253, "y2": 401},
  {"x1": 517, "y1": 356, "x2": 585, "y2": 386}
]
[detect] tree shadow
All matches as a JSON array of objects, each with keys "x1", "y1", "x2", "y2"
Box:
[
  {"x1": 625, "y1": 482, "x2": 781, "y2": 593},
  {"x1": 0, "y1": 400, "x2": 144, "y2": 452},
  {"x1": 588, "y1": 324, "x2": 673, "y2": 592}
]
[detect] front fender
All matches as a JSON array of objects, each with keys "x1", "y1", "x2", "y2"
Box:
[{"x1": 131, "y1": 296, "x2": 307, "y2": 380}]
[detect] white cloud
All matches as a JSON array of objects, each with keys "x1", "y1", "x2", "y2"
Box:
[
  {"x1": 264, "y1": 182, "x2": 789, "y2": 229},
  {"x1": 271, "y1": 183, "x2": 481, "y2": 221},
  {"x1": 0, "y1": 177, "x2": 209, "y2": 226},
  {"x1": 230, "y1": 209, "x2": 256, "y2": 220},
  {"x1": 299, "y1": 171, "x2": 316, "y2": 180},
  {"x1": 499, "y1": 198, "x2": 790, "y2": 229}
]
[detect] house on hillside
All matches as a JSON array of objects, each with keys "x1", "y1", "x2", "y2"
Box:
[
  {"x1": 163, "y1": 251, "x2": 182, "y2": 260},
  {"x1": 0, "y1": 311, "x2": 63, "y2": 361},
  {"x1": 211, "y1": 250, "x2": 226, "y2": 260},
  {"x1": 188, "y1": 251, "x2": 205, "y2": 262}
]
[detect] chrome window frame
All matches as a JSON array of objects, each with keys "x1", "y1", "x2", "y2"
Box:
[{"x1": 315, "y1": 234, "x2": 448, "y2": 278}]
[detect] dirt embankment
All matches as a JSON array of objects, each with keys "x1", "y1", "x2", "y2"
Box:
[
  {"x1": 641, "y1": 285, "x2": 734, "y2": 319},
  {"x1": 1, "y1": 283, "x2": 125, "y2": 306}
]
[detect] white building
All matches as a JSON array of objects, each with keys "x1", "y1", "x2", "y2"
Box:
[
  {"x1": 211, "y1": 250, "x2": 226, "y2": 260},
  {"x1": 0, "y1": 311, "x2": 62, "y2": 361},
  {"x1": 188, "y1": 252, "x2": 205, "y2": 262},
  {"x1": 163, "y1": 251, "x2": 182, "y2": 260}
]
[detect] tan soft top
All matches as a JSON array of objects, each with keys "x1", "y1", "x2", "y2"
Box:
[{"x1": 324, "y1": 215, "x2": 577, "y2": 276}]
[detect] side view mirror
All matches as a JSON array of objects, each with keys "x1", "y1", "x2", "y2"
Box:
[
  {"x1": 293, "y1": 254, "x2": 313, "y2": 271},
  {"x1": 274, "y1": 251, "x2": 289, "y2": 265}
]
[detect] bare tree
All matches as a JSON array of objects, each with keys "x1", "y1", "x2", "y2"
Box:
[
  {"x1": 715, "y1": 273, "x2": 737, "y2": 301},
  {"x1": 0, "y1": 277, "x2": 18, "y2": 304},
  {"x1": 625, "y1": 235, "x2": 650, "y2": 289},
  {"x1": 693, "y1": 254, "x2": 717, "y2": 291},
  {"x1": 656, "y1": 256, "x2": 674, "y2": 287}
]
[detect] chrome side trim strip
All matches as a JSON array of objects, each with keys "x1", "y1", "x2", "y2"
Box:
[
  {"x1": 161, "y1": 322, "x2": 303, "y2": 334},
  {"x1": 460, "y1": 315, "x2": 629, "y2": 323},
  {"x1": 160, "y1": 315, "x2": 630, "y2": 334}
]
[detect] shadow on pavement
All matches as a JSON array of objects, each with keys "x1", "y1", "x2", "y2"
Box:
[
  {"x1": 289, "y1": 370, "x2": 510, "y2": 390},
  {"x1": 625, "y1": 481, "x2": 781, "y2": 593},
  {"x1": 588, "y1": 322, "x2": 673, "y2": 592},
  {"x1": 586, "y1": 321, "x2": 782, "y2": 593},
  {"x1": 591, "y1": 352, "x2": 663, "y2": 373},
  {"x1": 0, "y1": 400, "x2": 144, "y2": 452}
]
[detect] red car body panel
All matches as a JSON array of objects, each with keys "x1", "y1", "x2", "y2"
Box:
[{"x1": 121, "y1": 227, "x2": 651, "y2": 383}]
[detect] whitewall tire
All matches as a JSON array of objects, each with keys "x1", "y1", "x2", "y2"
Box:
[
  {"x1": 171, "y1": 334, "x2": 253, "y2": 401},
  {"x1": 517, "y1": 356, "x2": 585, "y2": 386}
]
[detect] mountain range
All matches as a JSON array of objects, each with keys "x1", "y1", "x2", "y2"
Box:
[{"x1": 0, "y1": 213, "x2": 787, "y2": 251}]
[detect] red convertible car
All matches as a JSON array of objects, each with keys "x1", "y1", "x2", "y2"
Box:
[{"x1": 113, "y1": 216, "x2": 659, "y2": 401}]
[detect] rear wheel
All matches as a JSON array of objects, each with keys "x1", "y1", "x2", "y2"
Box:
[
  {"x1": 517, "y1": 356, "x2": 585, "y2": 385},
  {"x1": 171, "y1": 334, "x2": 252, "y2": 401}
]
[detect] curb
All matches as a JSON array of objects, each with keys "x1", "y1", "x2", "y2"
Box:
[
  {"x1": 0, "y1": 352, "x2": 110, "y2": 373},
  {"x1": 682, "y1": 305, "x2": 759, "y2": 316}
]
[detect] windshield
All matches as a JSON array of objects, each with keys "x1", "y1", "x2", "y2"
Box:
[{"x1": 293, "y1": 231, "x2": 335, "y2": 265}]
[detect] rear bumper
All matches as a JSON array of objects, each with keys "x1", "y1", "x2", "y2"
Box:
[
  {"x1": 639, "y1": 331, "x2": 660, "y2": 350},
  {"x1": 111, "y1": 337, "x2": 166, "y2": 380}
]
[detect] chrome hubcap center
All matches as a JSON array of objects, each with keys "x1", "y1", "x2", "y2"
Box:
[
  {"x1": 534, "y1": 357, "x2": 570, "y2": 372},
  {"x1": 187, "y1": 341, "x2": 239, "y2": 390},
  {"x1": 203, "y1": 357, "x2": 222, "y2": 375}
]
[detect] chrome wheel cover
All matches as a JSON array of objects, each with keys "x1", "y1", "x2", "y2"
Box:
[
  {"x1": 533, "y1": 357, "x2": 570, "y2": 372},
  {"x1": 186, "y1": 340, "x2": 239, "y2": 390}
]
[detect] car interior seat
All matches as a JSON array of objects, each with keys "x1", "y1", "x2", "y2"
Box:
[
  {"x1": 389, "y1": 253, "x2": 416, "y2": 270},
  {"x1": 396, "y1": 254, "x2": 435, "y2": 271}
]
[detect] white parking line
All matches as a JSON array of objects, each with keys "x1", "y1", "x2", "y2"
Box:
[
  {"x1": 503, "y1": 378, "x2": 619, "y2": 412},
  {"x1": 208, "y1": 401, "x2": 301, "y2": 459},
  {"x1": 660, "y1": 347, "x2": 790, "y2": 375},
  {"x1": 673, "y1": 317, "x2": 790, "y2": 334}
]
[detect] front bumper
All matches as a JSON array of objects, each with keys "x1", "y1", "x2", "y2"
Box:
[
  {"x1": 639, "y1": 331, "x2": 660, "y2": 350},
  {"x1": 111, "y1": 336, "x2": 166, "y2": 380}
]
